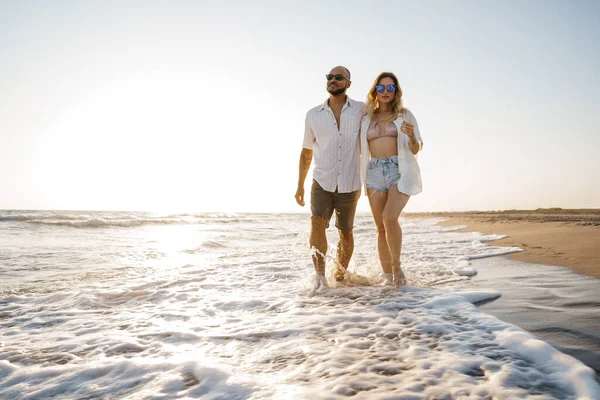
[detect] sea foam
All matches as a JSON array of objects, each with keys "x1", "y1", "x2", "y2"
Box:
[{"x1": 0, "y1": 211, "x2": 598, "y2": 399}]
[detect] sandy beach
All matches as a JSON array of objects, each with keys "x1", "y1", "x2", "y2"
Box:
[{"x1": 409, "y1": 209, "x2": 600, "y2": 277}]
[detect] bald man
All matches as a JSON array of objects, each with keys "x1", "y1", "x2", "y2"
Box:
[{"x1": 295, "y1": 66, "x2": 365, "y2": 288}]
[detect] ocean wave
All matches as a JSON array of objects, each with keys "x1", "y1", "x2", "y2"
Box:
[
  {"x1": 0, "y1": 215, "x2": 27, "y2": 222},
  {"x1": 1, "y1": 213, "x2": 106, "y2": 222},
  {"x1": 2, "y1": 213, "x2": 599, "y2": 399},
  {"x1": 184, "y1": 241, "x2": 228, "y2": 253},
  {"x1": 1, "y1": 211, "x2": 254, "y2": 228},
  {"x1": 26, "y1": 218, "x2": 193, "y2": 228},
  {"x1": 4, "y1": 281, "x2": 598, "y2": 399},
  {"x1": 0, "y1": 360, "x2": 254, "y2": 399}
]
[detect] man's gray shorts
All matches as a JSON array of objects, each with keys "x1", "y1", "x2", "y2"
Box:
[{"x1": 310, "y1": 179, "x2": 360, "y2": 231}]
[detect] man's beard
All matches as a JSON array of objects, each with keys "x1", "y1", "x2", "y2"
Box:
[{"x1": 327, "y1": 87, "x2": 346, "y2": 96}]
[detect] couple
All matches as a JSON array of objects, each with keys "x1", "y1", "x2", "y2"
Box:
[{"x1": 295, "y1": 65, "x2": 423, "y2": 288}]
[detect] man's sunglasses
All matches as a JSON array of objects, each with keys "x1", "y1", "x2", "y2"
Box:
[
  {"x1": 375, "y1": 84, "x2": 397, "y2": 93},
  {"x1": 326, "y1": 74, "x2": 349, "y2": 81}
]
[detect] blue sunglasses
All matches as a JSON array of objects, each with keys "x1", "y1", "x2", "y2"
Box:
[{"x1": 375, "y1": 84, "x2": 397, "y2": 93}]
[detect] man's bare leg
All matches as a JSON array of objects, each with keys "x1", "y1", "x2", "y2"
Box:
[
  {"x1": 309, "y1": 216, "x2": 329, "y2": 275},
  {"x1": 335, "y1": 229, "x2": 354, "y2": 281}
]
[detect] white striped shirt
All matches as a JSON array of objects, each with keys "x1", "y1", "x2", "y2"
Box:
[{"x1": 303, "y1": 97, "x2": 365, "y2": 193}]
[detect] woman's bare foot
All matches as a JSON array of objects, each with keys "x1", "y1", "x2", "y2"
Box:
[
  {"x1": 380, "y1": 272, "x2": 394, "y2": 286},
  {"x1": 392, "y1": 264, "x2": 407, "y2": 287}
]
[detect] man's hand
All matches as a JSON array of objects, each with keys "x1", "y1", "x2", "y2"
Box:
[
  {"x1": 296, "y1": 148, "x2": 313, "y2": 207},
  {"x1": 295, "y1": 186, "x2": 305, "y2": 207}
]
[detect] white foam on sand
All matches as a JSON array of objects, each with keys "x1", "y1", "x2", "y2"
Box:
[{"x1": 2, "y1": 280, "x2": 598, "y2": 398}]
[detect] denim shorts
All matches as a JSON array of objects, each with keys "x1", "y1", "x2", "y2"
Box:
[{"x1": 366, "y1": 156, "x2": 401, "y2": 192}]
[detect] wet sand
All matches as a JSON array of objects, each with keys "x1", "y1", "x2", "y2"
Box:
[
  {"x1": 417, "y1": 209, "x2": 600, "y2": 381},
  {"x1": 462, "y1": 257, "x2": 600, "y2": 381},
  {"x1": 409, "y1": 209, "x2": 600, "y2": 278}
]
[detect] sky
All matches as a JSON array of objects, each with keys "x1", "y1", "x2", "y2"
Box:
[{"x1": 1, "y1": 0, "x2": 599, "y2": 213}]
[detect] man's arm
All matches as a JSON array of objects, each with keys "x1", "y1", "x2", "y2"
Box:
[{"x1": 295, "y1": 148, "x2": 313, "y2": 206}]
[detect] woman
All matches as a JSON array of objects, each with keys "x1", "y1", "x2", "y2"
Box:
[{"x1": 360, "y1": 72, "x2": 423, "y2": 286}]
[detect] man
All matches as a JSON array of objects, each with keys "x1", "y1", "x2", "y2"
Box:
[{"x1": 295, "y1": 66, "x2": 364, "y2": 288}]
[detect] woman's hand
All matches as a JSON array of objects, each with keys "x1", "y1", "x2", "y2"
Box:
[
  {"x1": 401, "y1": 121, "x2": 420, "y2": 154},
  {"x1": 400, "y1": 122, "x2": 415, "y2": 140}
]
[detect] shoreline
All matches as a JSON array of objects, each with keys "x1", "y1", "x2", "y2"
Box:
[
  {"x1": 465, "y1": 257, "x2": 600, "y2": 381},
  {"x1": 409, "y1": 210, "x2": 600, "y2": 278}
]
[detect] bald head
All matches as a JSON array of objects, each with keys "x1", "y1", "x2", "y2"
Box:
[
  {"x1": 326, "y1": 66, "x2": 352, "y2": 96},
  {"x1": 330, "y1": 65, "x2": 351, "y2": 81}
]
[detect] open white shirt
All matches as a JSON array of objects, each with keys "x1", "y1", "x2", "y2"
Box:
[
  {"x1": 360, "y1": 109, "x2": 423, "y2": 196},
  {"x1": 303, "y1": 97, "x2": 365, "y2": 193}
]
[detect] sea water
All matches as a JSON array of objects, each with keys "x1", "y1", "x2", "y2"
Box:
[{"x1": 0, "y1": 210, "x2": 599, "y2": 399}]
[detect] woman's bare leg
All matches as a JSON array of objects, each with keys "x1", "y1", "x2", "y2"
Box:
[
  {"x1": 367, "y1": 189, "x2": 392, "y2": 274},
  {"x1": 382, "y1": 187, "x2": 410, "y2": 284}
]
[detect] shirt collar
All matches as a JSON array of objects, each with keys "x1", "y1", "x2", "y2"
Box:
[{"x1": 319, "y1": 96, "x2": 353, "y2": 111}]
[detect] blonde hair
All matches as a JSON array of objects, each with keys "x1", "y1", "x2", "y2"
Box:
[{"x1": 365, "y1": 72, "x2": 405, "y2": 125}]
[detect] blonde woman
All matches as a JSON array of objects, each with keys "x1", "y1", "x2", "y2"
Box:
[{"x1": 360, "y1": 72, "x2": 423, "y2": 286}]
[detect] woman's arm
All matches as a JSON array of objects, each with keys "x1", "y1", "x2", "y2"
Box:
[
  {"x1": 408, "y1": 135, "x2": 421, "y2": 155},
  {"x1": 401, "y1": 110, "x2": 422, "y2": 155}
]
